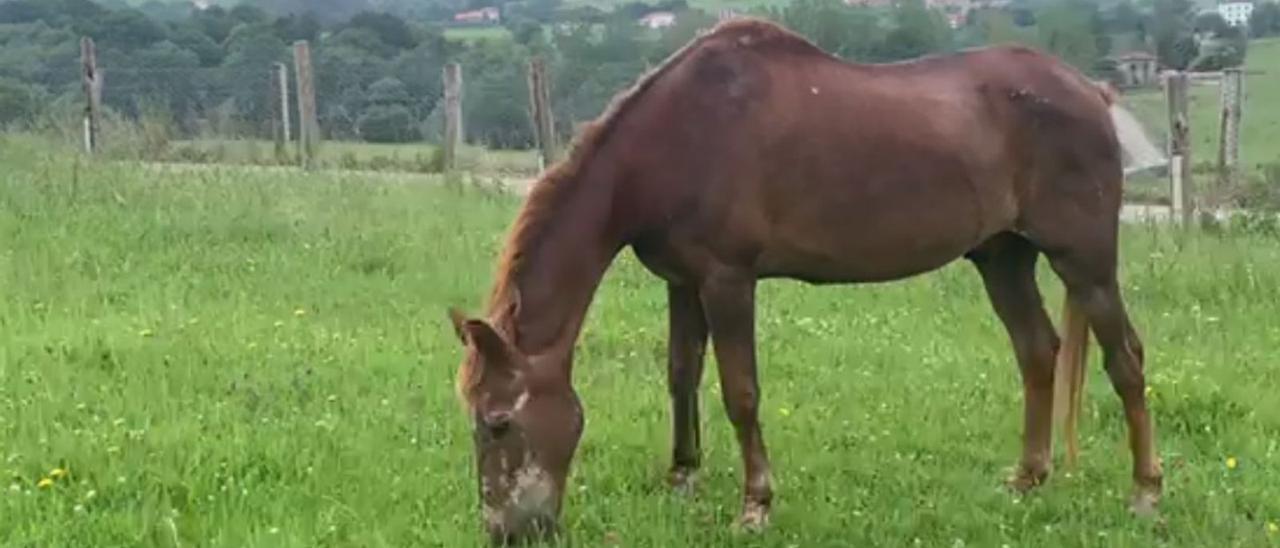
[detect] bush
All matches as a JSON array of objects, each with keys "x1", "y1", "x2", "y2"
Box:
[
  {"x1": 357, "y1": 104, "x2": 419, "y2": 143},
  {"x1": 1238, "y1": 163, "x2": 1280, "y2": 212},
  {"x1": 0, "y1": 78, "x2": 40, "y2": 128}
]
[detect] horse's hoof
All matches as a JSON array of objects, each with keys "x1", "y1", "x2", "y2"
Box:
[
  {"x1": 1130, "y1": 488, "x2": 1161, "y2": 518},
  {"x1": 667, "y1": 467, "x2": 698, "y2": 496},
  {"x1": 1003, "y1": 464, "x2": 1049, "y2": 494},
  {"x1": 733, "y1": 501, "x2": 770, "y2": 534}
]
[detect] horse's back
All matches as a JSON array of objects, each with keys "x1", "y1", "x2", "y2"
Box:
[{"x1": 624, "y1": 21, "x2": 1121, "y2": 284}]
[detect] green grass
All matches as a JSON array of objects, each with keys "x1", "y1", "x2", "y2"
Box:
[
  {"x1": 1124, "y1": 38, "x2": 1280, "y2": 173},
  {"x1": 2, "y1": 135, "x2": 1279, "y2": 547},
  {"x1": 159, "y1": 138, "x2": 541, "y2": 178}
]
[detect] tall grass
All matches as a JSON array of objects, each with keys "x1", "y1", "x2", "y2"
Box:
[{"x1": 2, "y1": 137, "x2": 1278, "y2": 547}]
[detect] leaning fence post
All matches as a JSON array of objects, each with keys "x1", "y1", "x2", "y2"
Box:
[
  {"x1": 1217, "y1": 67, "x2": 1243, "y2": 192},
  {"x1": 442, "y1": 62, "x2": 463, "y2": 172},
  {"x1": 1165, "y1": 71, "x2": 1193, "y2": 226},
  {"x1": 293, "y1": 41, "x2": 319, "y2": 169},
  {"x1": 527, "y1": 56, "x2": 558, "y2": 170},
  {"x1": 80, "y1": 37, "x2": 102, "y2": 155}
]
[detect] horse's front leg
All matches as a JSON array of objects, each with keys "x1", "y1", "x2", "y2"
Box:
[
  {"x1": 667, "y1": 283, "x2": 709, "y2": 494},
  {"x1": 700, "y1": 273, "x2": 772, "y2": 531}
]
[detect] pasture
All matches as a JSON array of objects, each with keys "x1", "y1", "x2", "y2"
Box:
[
  {"x1": 1124, "y1": 38, "x2": 1280, "y2": 171},
  {"x1": 2, "y1": 136, "x2": 1279, "y2": 547}
]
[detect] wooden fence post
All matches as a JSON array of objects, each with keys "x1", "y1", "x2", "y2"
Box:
[
  {"x1": 1217, "y1": 67, "x2": 1243, "y2": 191},
  {"x1": 80, "y1": 37, "x2": 102, "y2": 155},
  {"x1": 527, "y1": 56, "x2": 558, "y2": 170},
  {"x1": 293, "y1": 41, "x2": 319, "y2": 169},
  {"x1": 1165, "y1": 71, "x2": 1193, "y2": 226},
  {"x1": 442, "y1": 62, "x2": 463, "y2": 172},
  {"x1": 272, "y1": 62, "x2": 292, "y2": 161}
]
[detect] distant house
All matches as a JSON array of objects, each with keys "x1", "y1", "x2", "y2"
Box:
[
  {"x1": 454, "y1": 7, "x2": 501, "y2": 25},
  {"x1": 639, "y1": 11, "x2": 677, "y2": 29},
  {"x1": 1217, "y1": 1, "x2": 1254, "y2": 26},
  {"x1": 1110, "y1": 51, "x2": 1159, "y2": 88}
]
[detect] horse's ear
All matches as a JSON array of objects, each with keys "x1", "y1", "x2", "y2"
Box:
[
  {"x1": 462, "y1": 318, "x2": 514, "y2": 366},
  {"x1": 447, "y1": 307, "x2": 469, "y2": 344}
]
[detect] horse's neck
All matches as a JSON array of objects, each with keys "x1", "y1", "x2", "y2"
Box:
[{"x1": 500, "y1": 174, "x2": 620, "y2": 364}]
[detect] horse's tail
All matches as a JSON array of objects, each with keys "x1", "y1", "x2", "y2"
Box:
[{"x1": 1052, "y1": 294, "x2": 1090, "y2": 468}]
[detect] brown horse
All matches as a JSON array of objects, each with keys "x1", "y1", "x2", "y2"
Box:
[{"x1": 447, "y1": 18, "x2": 1161, "y2": 544}]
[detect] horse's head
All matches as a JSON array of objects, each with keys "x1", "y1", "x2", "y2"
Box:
[{"x1": 448, "y1": 308, "x2": 584, "y2": 545}]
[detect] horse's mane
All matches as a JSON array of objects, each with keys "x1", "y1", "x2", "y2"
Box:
[{"x1": 458, "y1": 18, "x2": 820, "y2": 402}]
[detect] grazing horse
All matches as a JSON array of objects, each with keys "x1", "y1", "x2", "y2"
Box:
[{"x1": 447, "y1": 18, "x2": 1161, "y2": 544}]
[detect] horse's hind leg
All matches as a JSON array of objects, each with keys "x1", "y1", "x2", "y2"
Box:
[
  {"x1": 667, "y1": 283, "x2": 709, "y2": 494},
  {"x1": 1044, "y1": 246, "x2": 1162, "y2": 514},
  {"x1": 700, "y1": 272, "x2": 772, "y2": 531},
  {"x1": 969, "y1": 234, "x2": 1061, "y2": 492}
]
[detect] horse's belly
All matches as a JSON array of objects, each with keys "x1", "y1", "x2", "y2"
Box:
[
  {"x1": 758, "y1": 237, "x2": 974, "y2": 283},
  {"x1": 756, "y1": 197, "x2": 992, "y2": 283}
]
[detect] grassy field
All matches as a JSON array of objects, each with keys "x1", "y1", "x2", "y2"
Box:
[
  {"x1": 2, "y1": 135, "x2": 1279, "y2": 547},
  {"x1": 155, "y1": 139, "x2": 541, "y2": 178},
  {"x1": 1124, "y1": 38, "x2": 1280, "y2": 173}
]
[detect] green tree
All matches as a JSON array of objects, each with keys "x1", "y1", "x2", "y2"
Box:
[
  {"x1": 88, "y1": 8, "x2": 168, "y2": 51},
  {"x1": 1152, "y1": 0, "x2": 1197, "y2": 69},
  {"x1": 657, "y1": 9, "x2": 718, "y2": 58},
  {"x1": 0, "y1": 22, "x2": 80, "y2": 91},
  {"x1": 973, "y1": 9, "x2": 1036, "y2": 47},
  {"x1": 170, "y1": 23, "x2": 226, "y2": 67},
  {"x1": 193, "y1": 7, "x2": 238, "y2": 44},
  {"x1": 1251, "y1": 2, "x2": 1280, "y2": 38},
  {"x1": 273, "y1": 13, "x2": 322, "y2": 43},
  {"x1": 1036, "y1": 3, "x2": 1099, "y2": 71},
  {"x1": 0, "y1": 77, "x2": 41, "y2": 127},
  {"x1": 879, "y1": 0, "x2": 953, "y2": 61},
  {"x1": 358, "y1": 77, "x2": 418, "y2": 143},
  {"x1": 100, "y1": 40, "x2": 202, "y2": 127},
  {"x1": 1191, "y1": 24, "x2": 1248, "y2": 70},
  {"x1": 345, "y1": 11, "x2": 419, "y2": 51},
  {"x1": 392, "y1": 43, "x2": 447, "y2": 123},
  {"x1": 315, "y1": 41, "x2": 391, "y2": 138},
  {"x1": 551, "y1": 16, "x2": 652, "y2": 136},
  {"x1": 460, "y1": 40, "x2": 532, "y2": 148},
  {"x1": 776, "y1": 0, "x2": 884, "y2": 60},
  {"x1": 220, "y1": 23, "x2": 289, "y2": 133},
  {"x1": 229, "y1": 5, "x2": 271, "y2": 26},
  {"x1": 328, "y1": 27, "x2": 401, "y2": 59}
]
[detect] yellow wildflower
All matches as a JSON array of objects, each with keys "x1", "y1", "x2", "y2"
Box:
[
  {"x1": 37, "y1": 478, "x2": 53, "y2": 489},
  {"x1": 293, "y1": 308, "x2": 307, "y2": 317},
  {"x1": 1226, "y1": 456, "x2": 1238, "y2": 470},
  {"x1": 49, "y1": 467, "x2": 67, "y2": 479}
]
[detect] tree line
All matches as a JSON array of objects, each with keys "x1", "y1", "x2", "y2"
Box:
[{"x1": 1, "y1": 0, "x2": 1276, "y2": 149}]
